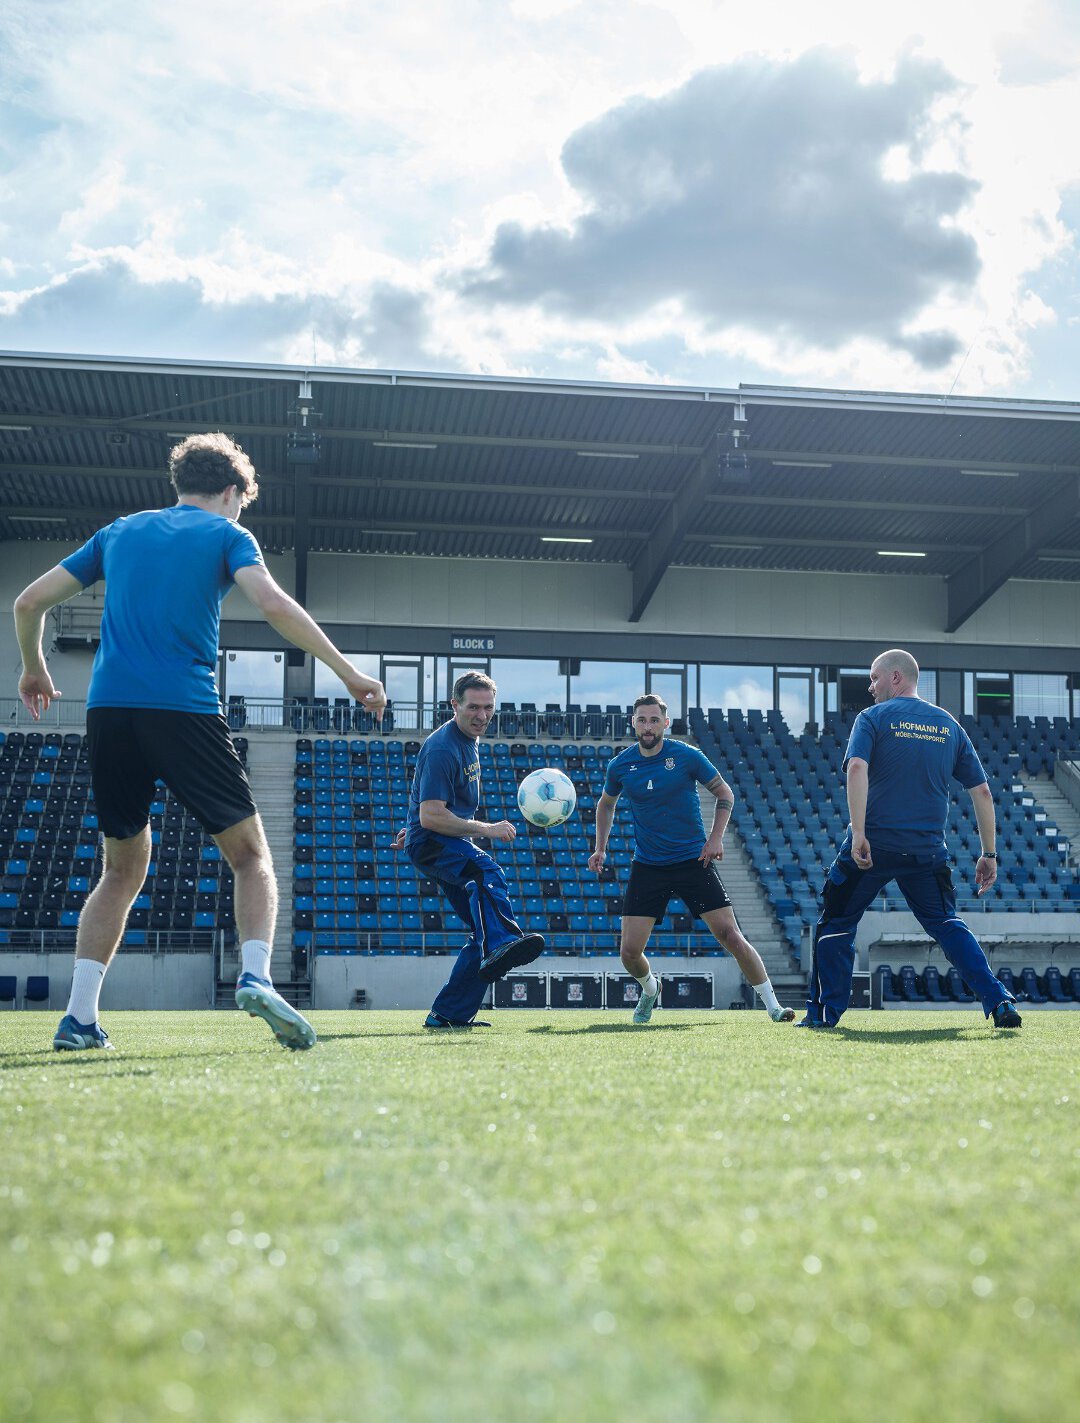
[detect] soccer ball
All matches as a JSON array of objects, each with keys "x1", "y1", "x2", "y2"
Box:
[{"x1": 517, "y1": 767, "x2": 577, "y2": 828}]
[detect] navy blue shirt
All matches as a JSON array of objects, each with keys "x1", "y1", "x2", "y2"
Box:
[
  {"x1": 405, "y1": 720, "x2": 482, "y2": 854},
  {"x1": 843, "y1": 697, "x2": 986, "y2": 854},
  {"x1": 603, "y1": 739, "x2": 720, "y2": 865},
  {"x1": 61, "y1": 505, "x2": 264, "y2": 713}
]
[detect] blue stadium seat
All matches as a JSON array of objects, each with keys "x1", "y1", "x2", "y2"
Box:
[
  {"x1": 1019, "y1": 967, "x2": 1047, "y2": 1004},
  {"x1": 938, "y1": 967, "x2": 972, "y2": 1002},
  {"x1": 897, "y1": 965, "x2": 927, "y2": 1002},
  {"x1": 877, "y1": 965, "x2": 901, "y2": 1003},
  {"x1": 920, "y1": 965, "x2": 949, "y2": 1002}
]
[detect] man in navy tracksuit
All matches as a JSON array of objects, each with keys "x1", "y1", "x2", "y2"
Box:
[
  {"x1": 404, "y1": 671, "x2": 544, "y2": 1029},
  {"x1": 802, "y1": 648, "x2": 1020, "y2": 1030}
]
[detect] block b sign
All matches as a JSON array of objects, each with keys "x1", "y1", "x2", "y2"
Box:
[{"x1": 451, "y1": 634, "x2": 495, "y2": 652}]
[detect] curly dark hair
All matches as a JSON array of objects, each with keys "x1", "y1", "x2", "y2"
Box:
[{"x1": 168, "y1": 433, "x2": 259, "y2": 505}]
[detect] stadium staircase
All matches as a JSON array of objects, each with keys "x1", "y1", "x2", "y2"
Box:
[
  {"x1": 1022, "y1": 773, "x2": 1080, "y2": 874},
  {"x1": 214, "y1": 731, "x2": 309, "y2": 1009},
  {"x1": 695, "y1": 784, "x2": 806, "y2": 1008}
]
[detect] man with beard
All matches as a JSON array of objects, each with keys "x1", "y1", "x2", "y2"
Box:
[{"x1": 588, "y1": 693, "x2": 794, "y2": 1023}]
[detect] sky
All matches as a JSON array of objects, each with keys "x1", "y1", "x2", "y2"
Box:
[{"x1": 3, "y1": 0, "x2": 1080, "y2": 399}]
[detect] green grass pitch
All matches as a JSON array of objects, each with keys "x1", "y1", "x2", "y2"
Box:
[{"x1": 1, "y1": 1008, "x2": 1078, "y2": 1423}]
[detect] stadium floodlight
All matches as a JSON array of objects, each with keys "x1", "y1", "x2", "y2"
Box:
[
  {"x1": 287, "y1": 380, "x2": 321, "y2": 465},
  {"x1": 286, "y1": 431, "x2": 320, "y2": 465},
  {"x1": 877, "y1": 550, "x2": 926, "y2": 557},
  {"x1": 717, "y1": 404, "x2": 751, "y2": 486},
  {"x1": 542, "y1": 535, "x2": 593, "y2": 543},
  {"x1": 0, "y1": 424, "x2": 33, "y2": 432},
  {"x1": 960, "y1": 468, "x2": 1020, "y2": 478},
  {"x1": 8, "y1": 513, "x2": 68, "y2": 522},
  {"x1": 372, "y1": 441, "x2": 437, "y2": 450},
  {"x1": 772, "y1": 460, "x2": 833, "y2": 469}
]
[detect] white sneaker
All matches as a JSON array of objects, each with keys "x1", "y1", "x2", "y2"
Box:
[
  {"x1": 633, "y1": 977, "x2": 661, "y2": 1024},
  {"x1": 235, "y1": 973, "x2": 316, "y2": 1051}
]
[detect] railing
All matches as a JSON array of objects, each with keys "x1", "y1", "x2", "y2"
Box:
[
  {"x1": 308, "y1": 933, "x2": 719, "y2": 957},
  {"x1": 0, "y1": 697, "x2": 633, "y2": 739},
  {"x1": 0, "y1": 929, "x2": 222, "y2": 954}
]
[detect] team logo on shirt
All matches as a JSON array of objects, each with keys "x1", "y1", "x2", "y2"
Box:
[{"x1": 665, "y1": 757, "x2": 675, "y2": 770}]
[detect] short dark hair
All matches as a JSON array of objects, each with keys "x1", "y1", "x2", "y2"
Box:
[
  {"x1": 169, "y1": 433, "x2": 259, "y2": 505},
  {"x1": 453, "y1": 671, "x2": 497, "y2": 702},
  {"x1": 633, "y1": 693, "x2": 668, "y2": 716}
]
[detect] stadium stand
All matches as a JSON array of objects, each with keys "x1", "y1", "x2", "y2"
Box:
[
  {"x1": 5, "y1": 709, "x2": 1080, "y2": 1000},
  {"x1": 688, "y1": 705, "x2": 1080, "y2": 965},
  {"x1": 0, "y1": 728, "x2": 243, "y2": 951},
  {"x1": 294, "y1": 733, "x2": 718, "y2": 961}
]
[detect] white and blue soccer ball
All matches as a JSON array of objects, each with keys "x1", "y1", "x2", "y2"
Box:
[{"x1": 517, "y1": 768, "x2": 577, "y2": 828}]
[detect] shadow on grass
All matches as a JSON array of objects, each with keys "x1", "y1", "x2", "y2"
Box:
[{"x1": 835, "y1": 1024, "x2": 1011, "y2": 1044}]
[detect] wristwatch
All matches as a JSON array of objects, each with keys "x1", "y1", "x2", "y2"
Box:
[{"x1": 979, "y1": 851, "x2": 999, "y2": 860}]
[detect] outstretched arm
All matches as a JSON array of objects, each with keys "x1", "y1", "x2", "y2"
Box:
[
  {"x1": 13, "y1": 566, "x2": 84, "y2": 718},
  {"x1": 233, "y1": 565, "x2": 386, "y2": 716}
]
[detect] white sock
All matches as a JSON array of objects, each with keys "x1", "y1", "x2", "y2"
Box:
[
  {"x1": 241, "y1": 940, "x2": 272, "y2": 981},
  {"x1": 67, "y1": 959, "x2": 106, "y2": 1024},
  {"x1": 754, "y1": 978, "x2": 779, "y2": 1014},
  {"x1": 635, "y1": 970, "x2": 658, "y2": 997}
]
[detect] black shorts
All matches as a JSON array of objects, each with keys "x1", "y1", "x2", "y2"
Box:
[
  {"x1": 622, "y1": 857, "x2": 732, "y2": 923},
  {"x1": 87, "y1": 707, "x2": 257, "y2": 840}
]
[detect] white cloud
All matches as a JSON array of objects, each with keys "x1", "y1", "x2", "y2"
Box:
[{"x1": 0, "y1": 0, "x2": 1078, "y2": 393}]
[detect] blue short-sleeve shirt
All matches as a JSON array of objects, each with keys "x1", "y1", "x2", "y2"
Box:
[
  {"x1": 61, "y1": 505, "x2": 264, "y2": 713},
  {"x1": 405, "y1": 720, "x2": 482, "y2": 853},
  {"x1": 603, "y1": 738, "x2": 720, "y2": 865},
  {"x1": 843, "y1": 697, "x2": 986, "y2": 854}
]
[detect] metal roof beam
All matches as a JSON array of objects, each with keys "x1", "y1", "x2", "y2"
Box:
[
  {"x1": 0, "y1": 412, "x2": 705, "y2": 459},
  {"x1": 690, "y1": 534, "x2": 981, "y2": 555},
  {"x1": 629, "y1": 453, "x2": 717, "y2": 622},
  {"x1": 747, "y1": 448, "x2": 1080, "y2": 476},
  {"x1": 946, "y1": 484, "x2": 1080, "y2": 631}
]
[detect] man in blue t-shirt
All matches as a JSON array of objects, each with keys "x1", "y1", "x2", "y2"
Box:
[
  {"x1": 801, "y1": 648, "x2": 1019, "y2": 1030},
  {"x1": 399, "y1": 670, "x2": 544, "y2": 1029},
  {"x1": 589, "y1": 693, "x2": 794, "y2": 1023},
  {"x1": 14, "y1": 432, "x2": 386, "y2": 1053}
]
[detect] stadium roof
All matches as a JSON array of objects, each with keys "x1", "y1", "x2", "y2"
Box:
[{"x1": 2, "y1": 349, "x2": 1079, "y2": 631}]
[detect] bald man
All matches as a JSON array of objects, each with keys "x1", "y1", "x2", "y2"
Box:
[{"x1": 800, "y1": 649, "x2": 1020, "y2": 1030}]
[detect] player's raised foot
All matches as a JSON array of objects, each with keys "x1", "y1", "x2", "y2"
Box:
[
  {"x1": 423, "y1": 1012, "x2": 491, "y2": 1031},
  {"x1": 235, "y1": 972, "x2": 316, "y2": 1051},
  {"x1": 53, "y1": 1014, "x2": 114, "y2": 1051},
  {"x1": 769, "y1": 1005, "x2": 797, "y2": 1023},
  {"x1": 992, "y1": 999, "x2": 1022, "y2": 1029},
  {"x1": 633, "y1": 976, "x2": 661, "y2": 1024},
  {"x1": 477, "y1": 933, "x2": 546, "y2": 983}
]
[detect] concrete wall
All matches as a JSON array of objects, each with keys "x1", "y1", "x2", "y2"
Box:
[
  {"x1": 6, "y1": 542, "x2": 1080, "y2": 690},
  {"x1": 0, "y1": 952, "x2": 216, "y2": 1010}
]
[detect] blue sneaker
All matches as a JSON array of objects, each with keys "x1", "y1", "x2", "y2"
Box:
[
  {"x1": 423, "y1": 1012, "x2": 491, "y2": 1031},
  {"x1": 633, "y1": 976, "x2": 661, "y2": 1024},
  {"x1": 53, "y1": 1014, "x2": 113, "y2": 1051},
  {"x1": 477, "y1": 933, "x2": 545, "y2": 984},
  {"x1": 992, "y1": 999, "x2": 1022, "y2": 1028},
  {"x1": 235, "y1": 973, "x2": 317, "y2": 1051},
  {"x1": 795, "y1": 1017, "x2": 832, "y2": 1030}
]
